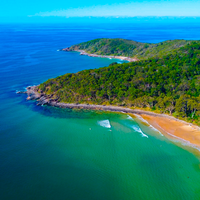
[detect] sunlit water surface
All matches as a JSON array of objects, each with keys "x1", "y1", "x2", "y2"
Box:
[{"x1": 1, "y1": 21, "x2": 200, "y2": 200}]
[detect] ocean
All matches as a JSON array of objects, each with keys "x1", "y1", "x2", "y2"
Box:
[{"x1": 1, "y1": 20, "x2": 200, "y2": 200}]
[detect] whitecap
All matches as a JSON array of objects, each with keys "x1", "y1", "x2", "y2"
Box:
[
  {"x1": 134, "y1": 114, "x2": 149, "y2": 124},
  {"x1": 134, "y1": 114, "x2": 163, "y2": 136},
  {"x1": 131, "y1": 125, "x2": 148, "y2": 138},
  {"x1": 98, "y1": 119, "x2": 111, "y2": 128},
  {"x1": 149, "y1": 125, "x2": 163, "y2": 136},
  {"x1": 127, "y1": 115, "x2": 133, "y2": 120}
]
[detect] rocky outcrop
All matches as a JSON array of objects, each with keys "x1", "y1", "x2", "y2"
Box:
[
  {"x1": 61, "y1": 47, "x2": 70, "y2": 51},
  {"x1": 17, "y1": 86, "x2": 200, "y2": 130},
  {"x1": 26, "y1": 86, "x2": 41, "y2": 100},
  {"x1": 22, "y1": 87, "x2": 183, "y2": 120}
]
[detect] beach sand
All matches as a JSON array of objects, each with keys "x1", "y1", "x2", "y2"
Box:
[
  {"x1": 140, "y1": 114, "x2": 200, "y2": 153},
  {"x1": 62, "y1": 49, "x2": 138, "y2": 62},
  {"x1": 23, "y1": 86, "x2": 200, "y2": 153}
]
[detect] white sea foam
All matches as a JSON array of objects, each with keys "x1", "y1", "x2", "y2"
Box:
[
  {"x1": 135, "y1": 115, "x2": 200, "y2": 151},
  {"x1": 98, "y1": 120, "x2": 111, "y2": 128},
  {"x1": 127, "y1": 115, "x2": 133, "y2": 120},
  {"x1": 131, "y1": 125, "x2": 148, "y2": 138},
  {"x1": 150, "y1": 125, "x2": 163, "y2": 136},
  {"x1": 134, "y1": 114, "x2": 149, "y2": 124},
  {"x1": 162, "y1": 129, "x2": 200, "y2": 151},
  {"x1": 134, "y1": 114, "x2": 163, "y2": 136}
]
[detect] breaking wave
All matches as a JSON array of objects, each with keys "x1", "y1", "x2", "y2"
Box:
[
  {"x1": 131, "y1": 125, "x2": 148, "y2": 138},
  {"x1": 127, "y1": 115, "x2": 133, "y2": 120},
  {"x1": 134, "y1": 114, "x2": 163, "y2": 136},
  {"x1": 98, "y1": 119, "x2": 111, "y2": 128}
]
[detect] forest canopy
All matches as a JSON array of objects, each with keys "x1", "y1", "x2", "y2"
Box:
[
  {"x1": 39, "y1": 40, "x2": 200, "y2": 125},
  {"x1": 69, "y1": 38, "x2": 195, "y2": 60}
]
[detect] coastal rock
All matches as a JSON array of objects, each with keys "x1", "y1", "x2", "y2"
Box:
[
  {"x1": 61, "y1": 47, "x2": 70, "y2": 51},
  {"x1": 16, "y1": 91, "x2": 26, "y2": 94},
  {"x1": 20, "y1": 86, "x2": 200, "y2": 135}
]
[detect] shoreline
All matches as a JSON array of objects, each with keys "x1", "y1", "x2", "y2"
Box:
[
  {"x1": 22, "y1": 86, "x2": 200, "y2": 151},
  {"x1": 61, "y1": 48, "x2": 138, "y2": 62},
  {"x1": 141, "y1": 114, "x2": 200, "y2": 153}
]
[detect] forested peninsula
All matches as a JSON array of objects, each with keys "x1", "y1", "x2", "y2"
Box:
[
  {"x1": 33, "y1": 39, "x2": 200, "y2": 126},
  {"x1": 65, "y1": 38, "x2": 193, "y2": 60}
]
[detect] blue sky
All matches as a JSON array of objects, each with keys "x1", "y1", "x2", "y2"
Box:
[{"x1": 1, "y1": 0, "x2": 200, "y2": 22}]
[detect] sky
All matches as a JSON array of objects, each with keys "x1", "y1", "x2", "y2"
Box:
[{"x1": 1, "y1": 0, "x2": 200, "y2": 22}]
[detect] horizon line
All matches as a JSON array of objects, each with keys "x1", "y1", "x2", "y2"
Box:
[{"x1": 28, "y1": 15, "x2": 200, "y2": 18}]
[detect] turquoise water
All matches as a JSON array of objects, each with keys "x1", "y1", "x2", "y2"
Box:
[{"x1": 1, "y1": 22, "x2": 200, "y2": 199}]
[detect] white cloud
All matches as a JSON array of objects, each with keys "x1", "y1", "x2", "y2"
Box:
[{"x1": 31, "y1": 1, "x2": 200, "y2": 17}]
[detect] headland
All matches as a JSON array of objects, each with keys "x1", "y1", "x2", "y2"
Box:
[
  {"x1": 62, "y1": 48, "x2": 138, "y2": 62},
  {"x1": 20, "y1": 38, "x2": 200, "y2": 151},
  {"x1": 22, "y1": 86, "x2": 200, "y2": 151}
]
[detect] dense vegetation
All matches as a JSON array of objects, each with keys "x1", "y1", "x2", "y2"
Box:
[
  {"x1": 69, "y1": 38, "x2": 194, "y2": 60},
  {"x1": 39, "y1": 41, "x2": 200, "y2": 125}
]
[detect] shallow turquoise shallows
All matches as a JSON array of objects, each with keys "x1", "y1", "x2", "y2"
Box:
[{"x1": 1, "y1": 21, "x2": 200, "y2": 200}]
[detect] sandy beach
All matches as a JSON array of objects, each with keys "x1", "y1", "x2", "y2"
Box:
[
  {"x1": 62, "y1": 48, "x2": 138, "y2": 62},
  {"x1": 23, "y1": 86, "x2": 200, "y2": 152},
  {"x1": 141, "y1": 114, "x2": 200, "y2": 151}
]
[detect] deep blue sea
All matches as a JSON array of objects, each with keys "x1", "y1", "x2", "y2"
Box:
[{"x1": 1, "y1": 20, "x2": 200, "y2": 200}]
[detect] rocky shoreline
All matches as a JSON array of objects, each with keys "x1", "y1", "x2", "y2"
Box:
[
  {"x1": 22, "y1": 86, "x2": 200, "y2": 131},
  {"x1": 61, "y1": 48, "x2": 138, "y2": 62}
]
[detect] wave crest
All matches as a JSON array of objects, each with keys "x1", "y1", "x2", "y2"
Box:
[
  {"x1": 131, "y1": 125, "x2": 148, "y2": 138},
  {"x1": 98, "y1": 119, "x2": 111, "y2": 128},
  {"x1": 127, "y1": 115, "x2": 133, "y2": 120}
]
